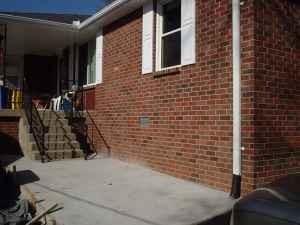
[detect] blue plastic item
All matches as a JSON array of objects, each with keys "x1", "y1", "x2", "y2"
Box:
[
  {"x1": 0, "y1": 86, "x2": 5, "y2": 109},
  {"x1": 62, "y1": 98, "x2": 72, "y2": 113}
]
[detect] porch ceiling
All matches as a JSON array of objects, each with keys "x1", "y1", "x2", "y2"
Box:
[{"x1": 1, "y1": 19, "x2": 76, "y2": 56}]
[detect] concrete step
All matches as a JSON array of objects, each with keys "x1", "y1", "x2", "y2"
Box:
[
  {"x1": 43, "y1": 119, "x2": 69, "y2": 126},
  {"x1": 38, "y1": 110, "x2": 87, "y2": 118},
  {"x1": 47, "y1": 126, "x2": 72, "y2": 133},
  {"x1": 38, "y1": 111, "x2": 67, "y2": 120},
  {"x1": 29, "y1": 133, "x2": 77, "y2": 142},
  {"x1": 31, "y1": 149, "x2": 84, "y2": 161},
  {"x1": 38, "y1": 110, "x2": 66, "y2": 116},
  {"x1": 22, "y1": 125, "x2": 72, "y2": 134},
  {"x1": 30, "y1": 141, "x2": 80, "y2": 151}
]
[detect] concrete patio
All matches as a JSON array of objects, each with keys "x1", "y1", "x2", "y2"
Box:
[{"x1": 6, "y1": 156, "x2": 234, "y2": 225}]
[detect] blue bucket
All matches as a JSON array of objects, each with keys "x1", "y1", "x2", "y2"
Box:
[
  {"x1": 0, "y1": 86, "x2": 3, "y2": 109},
  {"x1": 0, "y1": 86, "x2": 8, "y2": 109}
]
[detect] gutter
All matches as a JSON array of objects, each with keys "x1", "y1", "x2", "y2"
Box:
[
  {"x1": 0, "y1": 13, "x2": 77, "y2": 31},
  {"x1": 78, "y1": 0, "x2": 130, "y2": 29},
  {"x1": 230, "y1": 0, "x2": 242, "y2": 199}
]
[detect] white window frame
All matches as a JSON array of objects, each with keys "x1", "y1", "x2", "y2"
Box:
[
  {"x1": 156, "y1": 0, "x2": 182, "y2": 71},
  {"x1": 84, "y1": 39, "x2": 97, "y2": 88}
]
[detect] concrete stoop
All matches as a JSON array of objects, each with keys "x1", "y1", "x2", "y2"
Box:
[{"x1": 19, "y1": 110, "x2": 84, "y2": 161}]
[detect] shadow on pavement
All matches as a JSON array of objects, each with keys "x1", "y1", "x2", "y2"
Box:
[
  {"x1": 0, "y1": 131, "x2": 24, "y2": 156},
  {"x1": 0, "y1": 154, "x2": 23, "y2": 167},
  {"x1": 16, "y1": 170, "x2": 40, "y2": 185}
]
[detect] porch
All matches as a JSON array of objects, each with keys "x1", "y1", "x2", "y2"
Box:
[
  {"x1": 6, "y1": 155, "x2": 234, "y2": 225},
  {"x1": 0, "y1": 16, "x2": 98, "y2": 112},
  {"x1": 0, "y1": 16, "x2": 102, "y2": 161}
]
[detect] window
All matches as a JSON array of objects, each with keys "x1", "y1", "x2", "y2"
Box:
[
  {"x1": 78, "y1": 39, "x2": 96, "y2": 86},
  {"x1": 87, "y1": 40, "x2": 96, "y2": 84},
  {"x1": 157, "y1": 0, "x2": 181, "y2": 70}
]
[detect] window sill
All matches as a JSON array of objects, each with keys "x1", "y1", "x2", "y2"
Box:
[
  {"x1": 82, "y1": 83, "x2": 101, "y2": 90},
  {"x1": 153, "y1": 67, "x2": 181, "y2": 78}
]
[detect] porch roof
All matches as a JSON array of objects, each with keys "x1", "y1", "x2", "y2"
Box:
[
  {"x1": 0, "y1": 12, "x2": 89, "y2": 25},
  {"x1": 0, "y1": 0, "x2": 149, "y2": 34},
  {"x1": 0, "y1": 0, "x2": 149, "y2": 55},
  {"x1": 0, "y1": 18, "x2": 76, "y2": 56}
]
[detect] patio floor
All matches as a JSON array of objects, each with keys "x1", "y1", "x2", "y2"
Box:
[{"x1": 6, "y1": 156, "x2": 234, "y2": 225}]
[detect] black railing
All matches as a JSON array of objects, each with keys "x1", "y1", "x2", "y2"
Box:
[
  {"x1": 85, "y1": 110, "x2": 111, "y2": 157},
  {"x1": 67, "y1": 86, "x2": 111, "y2": 159},
  {"x1": 23, "y1": 79, "x2": 51, "y2": 163}
]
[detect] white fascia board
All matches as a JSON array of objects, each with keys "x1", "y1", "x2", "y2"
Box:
[{"x1": 78, "y1": 0, "x2": 130, "y2": 29}]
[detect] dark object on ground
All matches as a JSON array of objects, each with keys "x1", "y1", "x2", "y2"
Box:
[
  {"x1": 0, "y1": 166, "x2": 20, "y2": 209},
  {"x1": 232, "y1": 173, "x2": 300, "y2": 225},
  {"x1": 196, "y1": 211, "x2": 231, "y2": 225},
  {"x1": 0, "y1": 166, "x2": 35, "y2": 225},
  {"x1": 0, "y1": 199, "x2": 34, "y2": 225},
  {"x1": 0, "y1": 130, "x2": 24, "y2": 156}
]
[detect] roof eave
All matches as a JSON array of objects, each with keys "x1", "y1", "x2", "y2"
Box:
[
  {"x1": 0, "y1": 0, "x2": 145, "y2": 32},
  {"x1": 78, "y1": 0, "x2": 130, "y2": 29}
]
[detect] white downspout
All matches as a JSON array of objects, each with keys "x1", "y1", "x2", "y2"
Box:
[{"x1": 230, "y1": 0, "x2": 242, "y2": 199}]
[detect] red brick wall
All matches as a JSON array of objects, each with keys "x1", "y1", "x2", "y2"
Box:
[
  {"x1": 94, "y1": 0, "x2": 243, "y2": 193},
  {"x1": 91, "y1": 0, "x2": 299, "y2": 194},
  {"x1": 0, "y1": 118, "x2": 19, "y2": 140},
  {"x1": 0, "y1": 117, "x2": 20, "y2": 155},
  {"x1": 84, "y1": 87, "x2": 96, "y2": 110},
  {"x1": 252, "y1": 0, "x2": 300, "y2": 188}
]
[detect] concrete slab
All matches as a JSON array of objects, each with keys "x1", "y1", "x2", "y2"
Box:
[{"x1": 10, "y1": 156, "x2": 234, "y2": 225}]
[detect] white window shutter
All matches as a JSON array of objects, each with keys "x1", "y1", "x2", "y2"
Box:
[
  {"x1": 142, "y1": 0, "x2": 154, "y2": 74},
  {"x1": 95, "y1": 30, "x2": 103, "y2": 84},
  {"x1": 181, "y1": 0, "x2": 196, "y2": 66}
]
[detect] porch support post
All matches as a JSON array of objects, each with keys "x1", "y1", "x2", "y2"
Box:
[
  {"x1": 73, "y1": 43, "x2": 77, "y2": 86},
  {"x1": 3, "y1": 24, "x2": 7, "y2": 87},
  {"x1": 57, "y1": 56, "x2": 61, "y2": 96}
]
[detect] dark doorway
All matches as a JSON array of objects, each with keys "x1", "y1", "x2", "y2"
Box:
[
  {"x1": 78, "y1": 43, "x2": 88, "y2": 86},
  {"x1": 60, "y1": 47, "x2": 70, "y2": 93},
  {"x1": 24, "y1": 55, "x2": 57, "y2": 98}
]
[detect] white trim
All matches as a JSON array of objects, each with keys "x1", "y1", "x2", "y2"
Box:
[
  {"x1": 181, "y1": 0, "x2": 196, "y2": 66},
  {"x1": 86, "y1": 40, "x2": 96, "y2": 85},
  {"x1": 142, "y1": 0, "x2": 154, "y2": 74},
  {"x1": 155, "y1": 2, "x2": 163, "y2": 71},
  {"x1": 95, "y1": 30, "x2": 103, "y2": 84},
  {"x1": 83, "y1": 83, "x2": 98, "y2": 88},
  {"x1": 79, "y1": 0, "x2": 131, "y2": 29},
  {"x1": 156, "y1": 64, "x2": 182, "y2": 72},
  {"x1": 156, "y1": 0, "x2": 182, "y2": 71},
  {"x1": 161, "y1": 28, "x2": 181, "y2": 37}
]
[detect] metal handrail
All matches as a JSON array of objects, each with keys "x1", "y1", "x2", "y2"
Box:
[
  {"x1": 22, "y1": 79, "x2": 51, "y2": 163},
  {"x1": 85, "y1": 109, "x2": 111, "y2": 157},
  {"x1": 68, "y1": 85, "x2": 111, "y2": 159}
]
